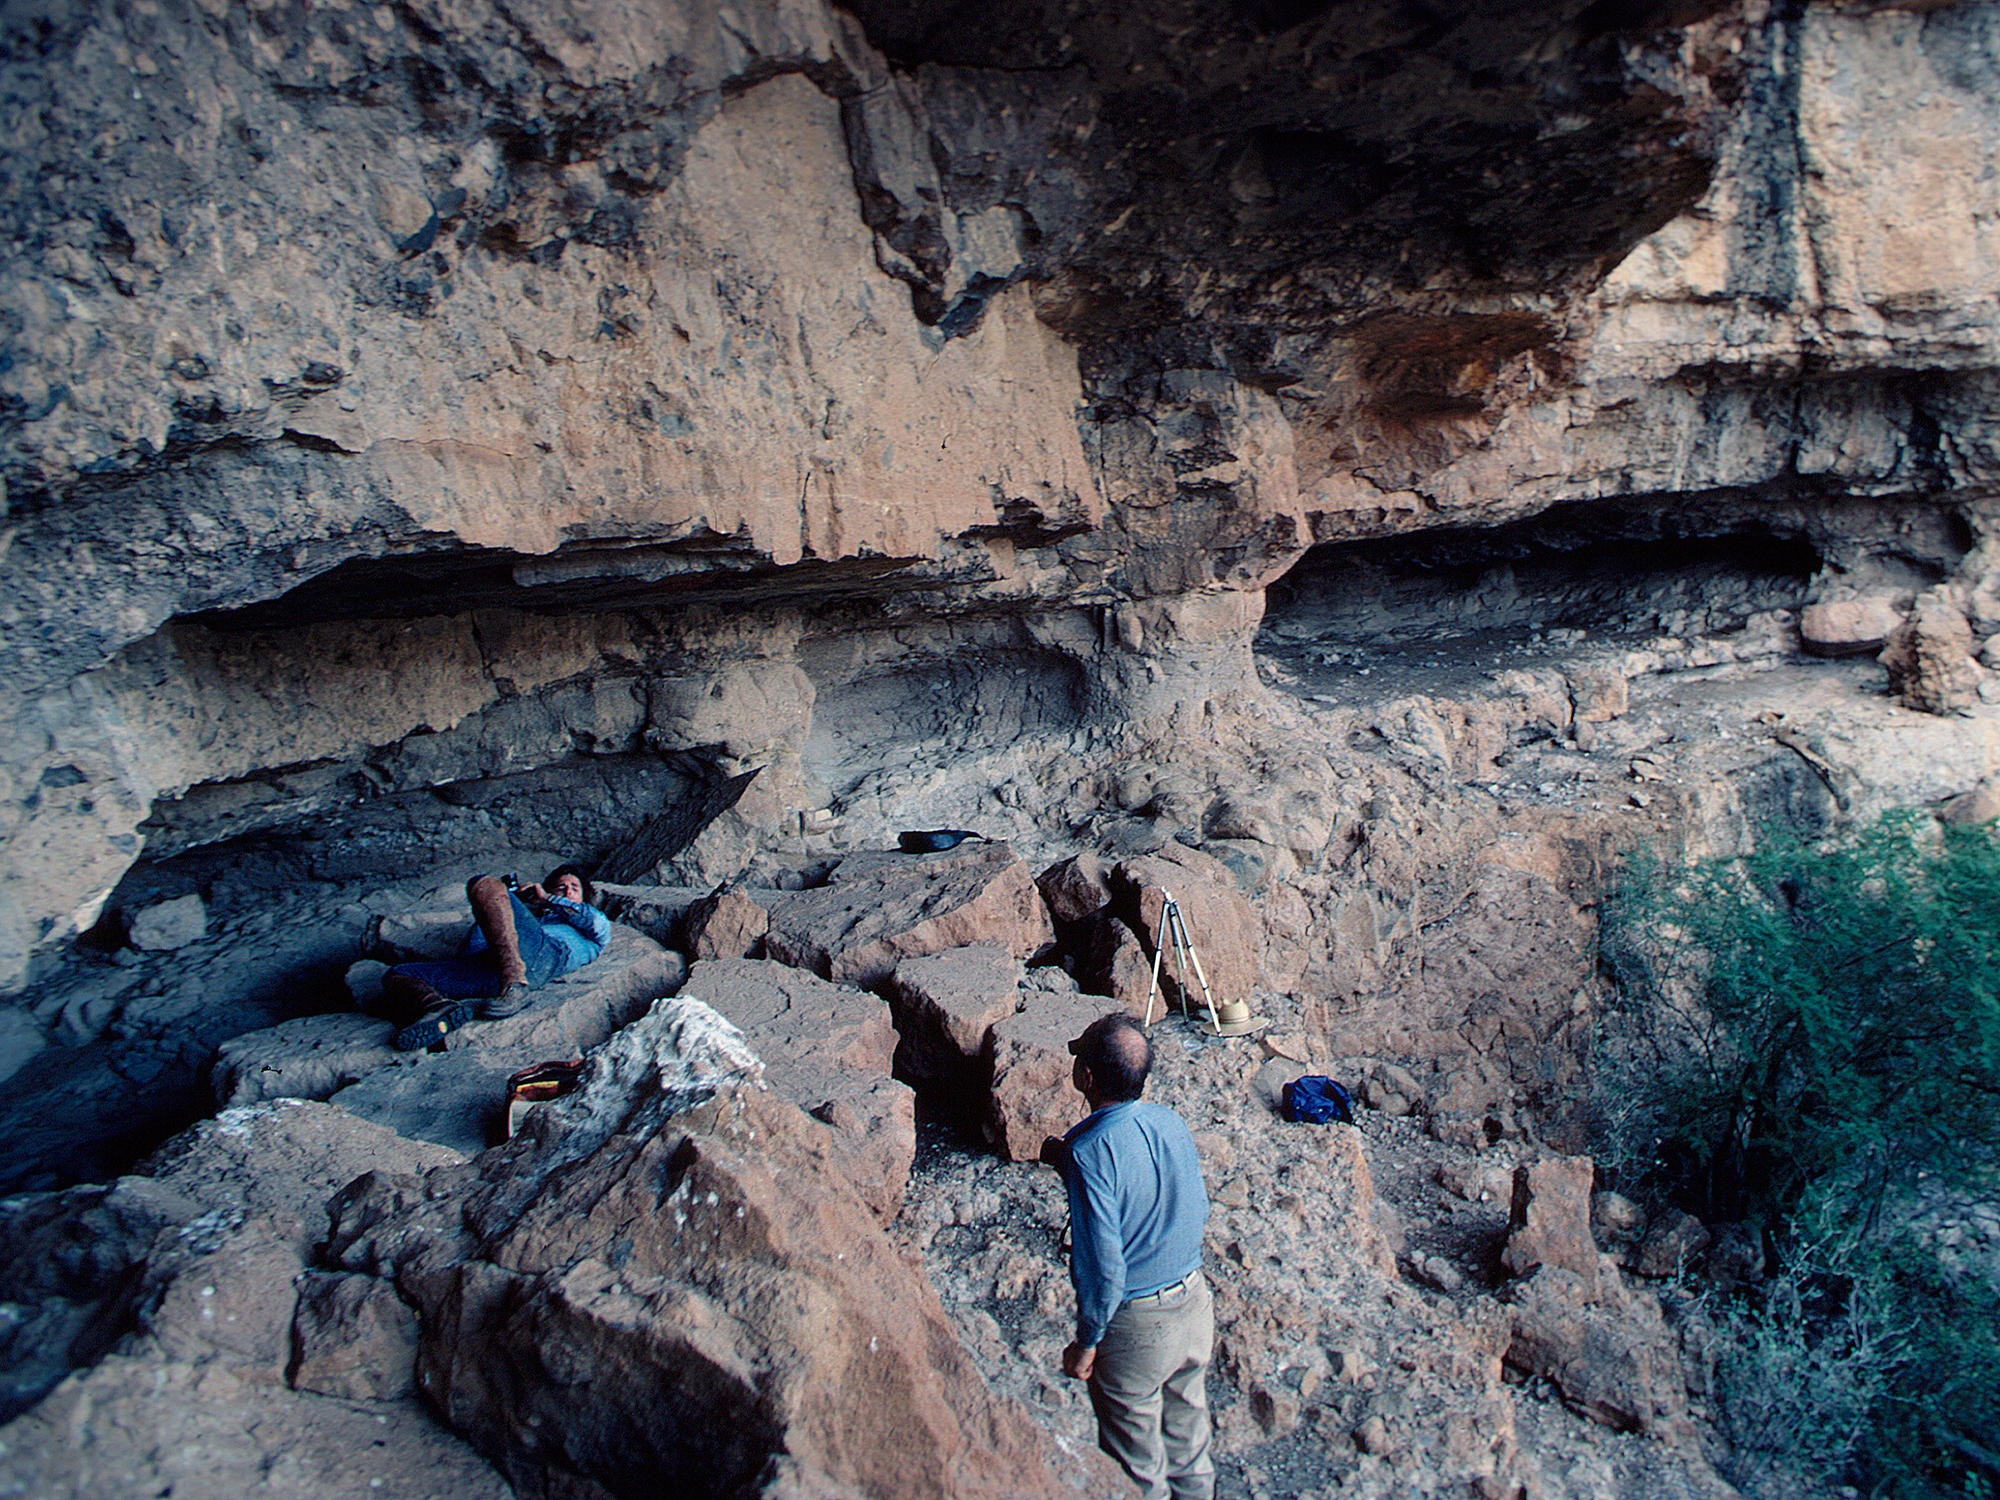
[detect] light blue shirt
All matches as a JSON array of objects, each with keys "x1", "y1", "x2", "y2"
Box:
[
  {"x1": 539, "y1": 896, "x2": 610, "y2": 971},
  {"x1": 1063, "y1": 1098, "x2": 1209, "y2": 1348}
]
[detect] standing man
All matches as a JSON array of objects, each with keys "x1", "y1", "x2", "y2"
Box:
[{"x1": 1058, "y1": 1013, "x2": 1215, "y2": 1500}]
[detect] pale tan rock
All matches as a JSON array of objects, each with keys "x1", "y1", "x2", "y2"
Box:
[
  {"x1": 1566, "y1": 666, "x2": 1629, "y2": 724},
  {"x1": 1801, "y1": 594, "x2": 1906, "y2": 656},
  {"x1": 1881, "y1": 594, "x2": 1979, "y2": 714},
  {"x1": 126, "y1": 894, "x2": 206, "y2": 952},
  {"x1": 764, "y1": 843, "x2": 1054, "y2": 987}
]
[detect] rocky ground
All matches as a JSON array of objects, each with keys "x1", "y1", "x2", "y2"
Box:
[
  {"x1": 4, "y1": 613, "x2": 1990, "y2": 1496},
  {"x1": 893, "y1": 997, "x2": 1750, "y2": 1500}
]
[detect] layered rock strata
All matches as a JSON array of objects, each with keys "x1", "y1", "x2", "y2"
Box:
[{"x1": 7, "y1": 0, "x2": 2000, "y2": 999}]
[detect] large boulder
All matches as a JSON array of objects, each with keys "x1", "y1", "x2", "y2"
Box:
[
  {"x1": 1881, "y1": 592, "x2": 1980, "y2": 714},
  {"x1": 1501, "y1": 1154, "x2": 1609, "y2": 1295},
  {"x1": 885, "y1": 942, "x2": 1025, "y2": 1088},
  {"x1": 981, "y1": 984, "x2": 1113, "y2": 1162},
  {"x1": 1503, "y1": 1267, "x2": 1693, "y2": 1438},
  {"x1": 1036, "y1": 853, "x2": 1114, "y2": 924},
  {"x1": 764, "y1": 843, "x2": 1054, "y2": 987},
  {"x1": 686, "y1": 885, "x2": 772, "y2": 961},
  {"x1": 1111, "y1": 842, "x2": 1262, "y2": 1014},
  {"x1": 325, "y1": 998, "x2": 1108, "y2": 1499},
  {"x1": 686, "y1": 958, "x2": 913, "y2": 1217}
]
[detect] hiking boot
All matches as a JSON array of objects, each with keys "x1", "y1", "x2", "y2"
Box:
[
  {"x1": 393, "y1": 999, "x2": 475, "y2": 1053},
  {"x1": 482, "y1": 982, "x2": 533, "y2": 1020},
  {"x1": 380, "y1": 971, "x2": 444, "y2": 1025}
]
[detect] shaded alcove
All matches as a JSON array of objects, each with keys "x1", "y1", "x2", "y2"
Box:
[{"x1": 1261, "y1": 498, "x2": 1829, "y2": 654}]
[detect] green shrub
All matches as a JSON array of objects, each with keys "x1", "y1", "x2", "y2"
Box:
[
  {"x1": 1692, "y1": 1228, "x2": 1905, "y2": 1500},
  {"x1": 1601, "y1": 811, "x2": 2000, "y2": 1498}
]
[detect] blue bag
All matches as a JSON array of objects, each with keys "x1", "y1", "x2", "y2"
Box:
[{"x1": 1283, "y1": 1075, "x2": 1355, "y2": 1125}]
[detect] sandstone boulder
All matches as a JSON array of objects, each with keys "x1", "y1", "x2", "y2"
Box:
[
  {"x1": 1111, "y1": 843, "x2": 1262, "y2": 1016},
  {"x1": 981, "y1": 986, "x2": 1112, "y2": 1162},
  {"x1": 324, "y1": 998, "x2": 1101, "y2": 1499},
  {"x1": 211, "y1": 1010, "x2": 399, "y2": 1110},
  {"x1": 685, "y1": 957, "x2": 913, "y2": 1217},
  {"x1": 1567, "y1": 665, "x2": 1629, "y2": 724},
  {"x1": 1083, "y1": 913, "x2": 1159, "y2": 1015},
  {"x1": 1501, "y1": 1154, "x2": 1609, "y2": 1295},
  {"x1": 1504, "y1": 1266, "x2": 1692, "y2": 1438},
  {"x1": 1881, "y1": 593, "x2": 1979, "y2": 714},
  {"x1": 764, "y1": 842, "x2": 1054, "y2": 987},
  {"x1": 1801, "y1": 593, "x2": 1906, "y2": 656},
  {"x1": 1941, "y1": 777, "x2": 2000, "y2": 826},
  {"x1": 374, "y1": 908, "x2": 472, "y2": 962},
  {"x1": 685, "y1": 885, "x2": 771, "y2": 960},
  {"x1": 289, "y1": 1269, "x2": 423, "y2": 1402},
  {"x1": 125, "y1": 894, "x2": 207, "y2": 952},
  {"x1": 0, "y1": 1360, "x2": 512, "y2": 1500},
  {"x1": 1036, "y1": 852, "x2": 1114, "y2": 924},
  {"x1": 885, "y1": 942, "x2": 1023, "y2": 1087}
]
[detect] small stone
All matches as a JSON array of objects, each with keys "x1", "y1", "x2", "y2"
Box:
[{"x1": 128, "y1": 894, "x2": 207, "y2": 951}]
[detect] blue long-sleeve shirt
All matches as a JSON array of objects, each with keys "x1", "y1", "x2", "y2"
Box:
[{"x1": 1062, "y1": 1098, "x2": 1209, "y2": 1348}]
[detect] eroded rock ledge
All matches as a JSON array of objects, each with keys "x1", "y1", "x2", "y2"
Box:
[{"x1": 7, "y1": 1, "x2": 2000, "y2": 991}]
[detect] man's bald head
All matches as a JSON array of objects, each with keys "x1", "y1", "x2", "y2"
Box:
[{"x1": 1070, "y1": 1014, "x2": 1152, "y2": 1102}]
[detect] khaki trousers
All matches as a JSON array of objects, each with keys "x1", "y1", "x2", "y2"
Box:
[{"x1": 1089, "y1": 1274, "x2": 1215, "y2": 1500}]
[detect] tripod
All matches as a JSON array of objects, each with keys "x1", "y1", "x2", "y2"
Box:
[
  {"x1": 1143, "y1": 889, "x2": 1263, "y2": 1037},
  {"x1": 1143, "y1": 891, "x2": 1211, "y2": 1028}
]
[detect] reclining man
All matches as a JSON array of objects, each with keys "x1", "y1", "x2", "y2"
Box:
[{"x1": 378, "y1": 865, "x2": 610, "y2": 1051}]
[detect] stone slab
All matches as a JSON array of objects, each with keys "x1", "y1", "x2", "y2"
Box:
[
  {"x1": 764, "y1": 842, "x2": 1054, "y2": 988},
  {"x1": 885, "y1": 942, "x2": 1024, "y2": 1086},
  {"x1": 980, "y1": 987, "x2": 1114, "y2": 1163}
]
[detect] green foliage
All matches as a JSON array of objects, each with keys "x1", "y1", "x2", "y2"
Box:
[
  {"x1": 1692, "y1": 1228, "x2": 1906, "y2": 1500},
  {"x1": 1601, "y1": 811, "x2": 2000, "y2": 1499},
  {"x1": 1602, "y1": 811, "x2": 2000, "y2": 1229}
]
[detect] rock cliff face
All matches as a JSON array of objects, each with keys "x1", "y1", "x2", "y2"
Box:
[
  {"x1": 6, "y1": 8, "x2": 2000, "y2": 1488},
  {"x1": 7, "y1": 0, "x2": 2000, "y2": 995}
]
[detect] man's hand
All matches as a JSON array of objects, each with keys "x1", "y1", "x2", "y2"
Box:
[{"x1": 1062, "y1": 1342, "x2": 1096, "y2": 1381}]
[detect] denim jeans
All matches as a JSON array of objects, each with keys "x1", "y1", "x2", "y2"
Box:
[
  {"x1": 1089, "y1": 1274, "x2": 1215, "y2": 1500},
  {"x1": 387, "y1": 891, "x2": 568, "y2": 1002}
]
